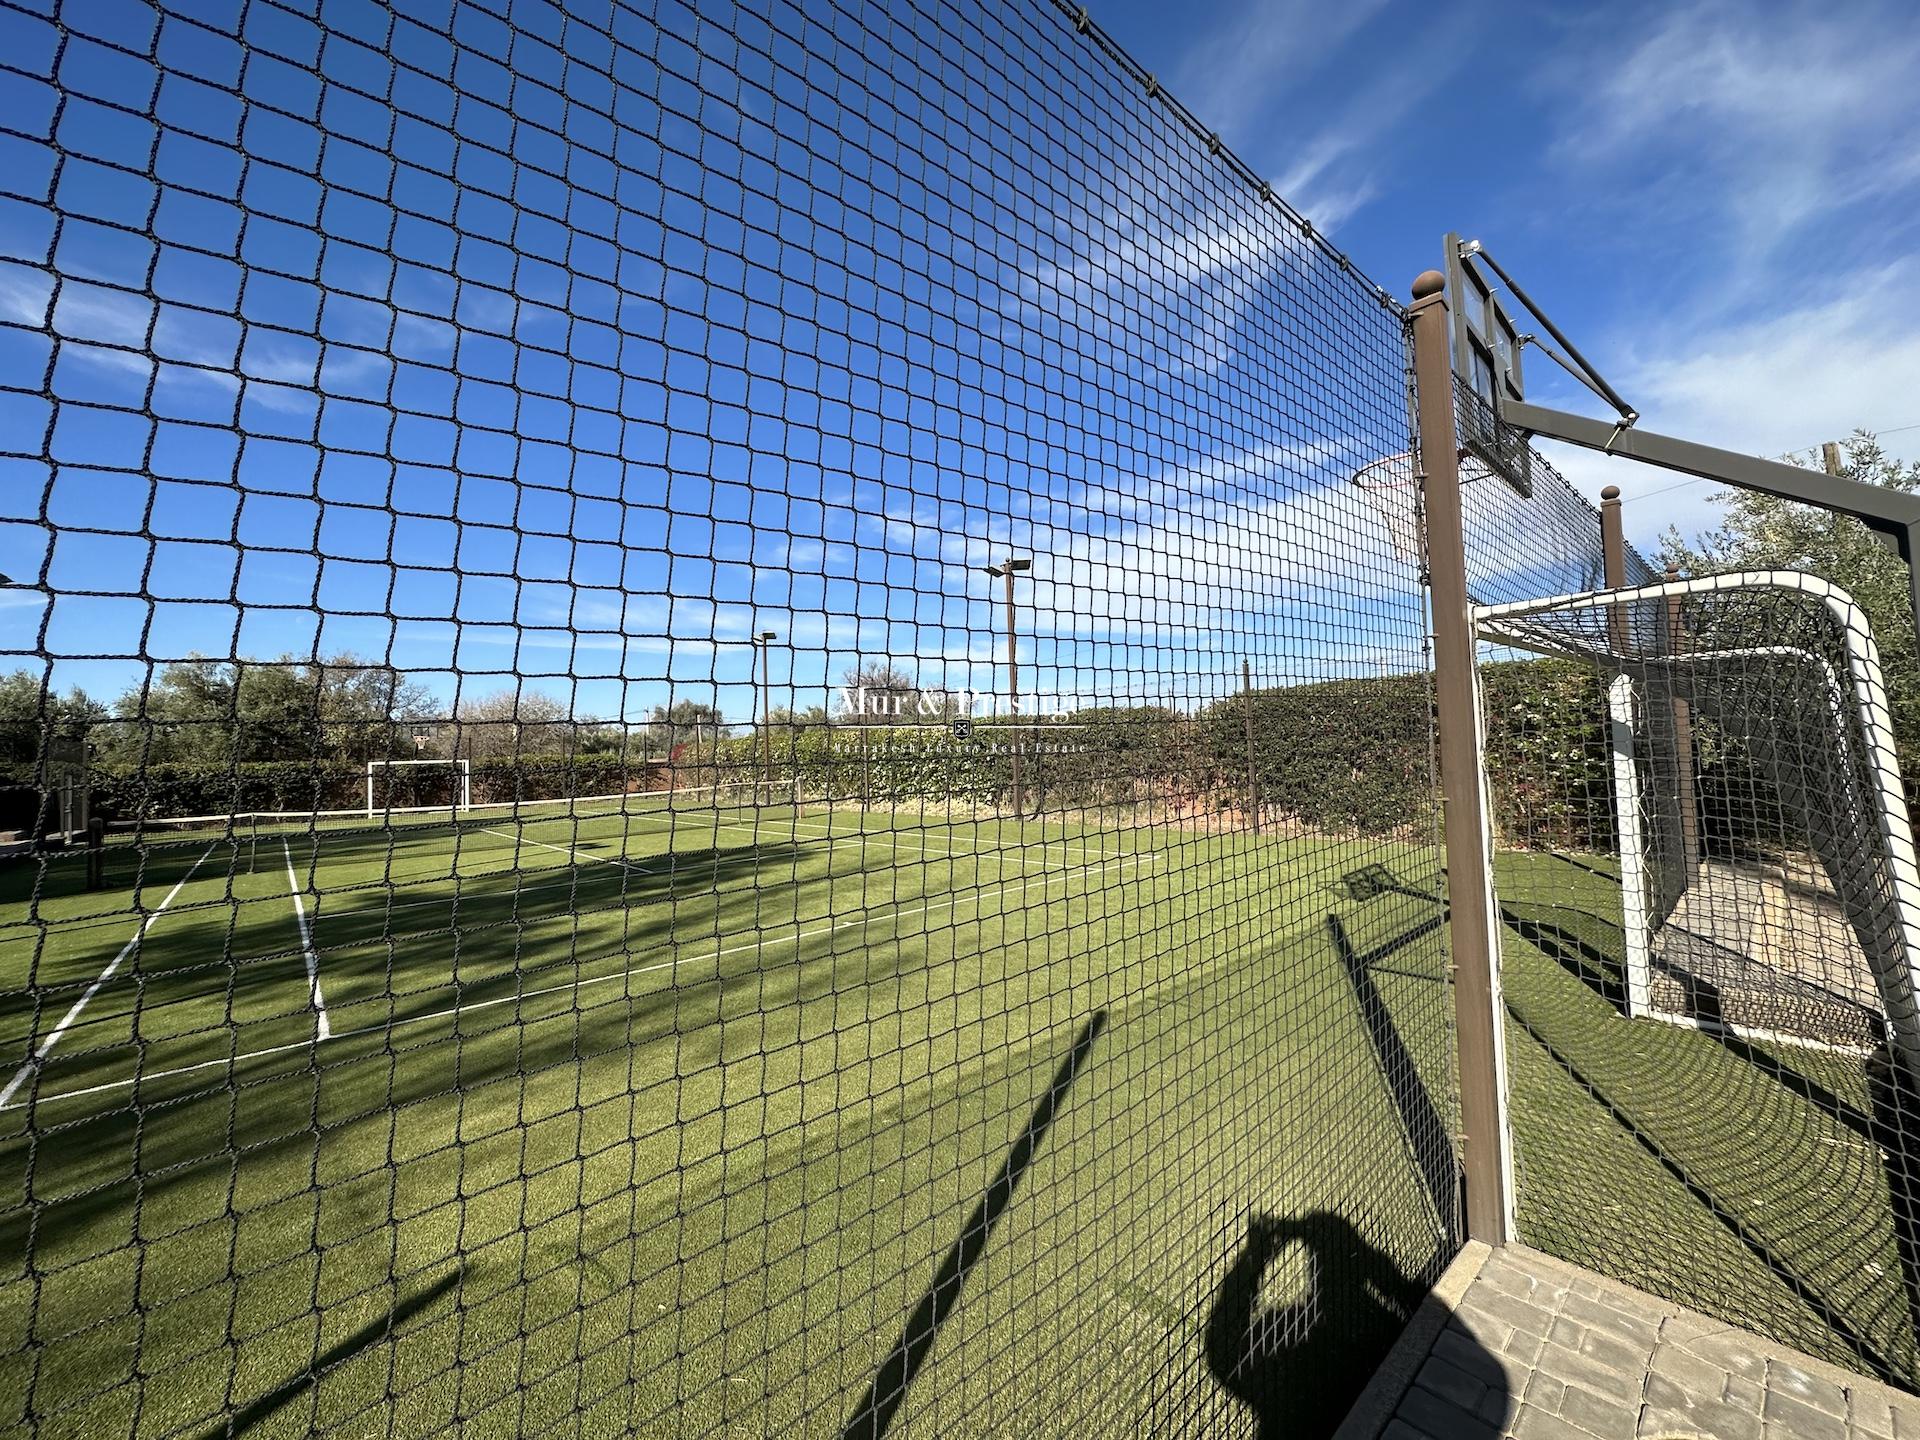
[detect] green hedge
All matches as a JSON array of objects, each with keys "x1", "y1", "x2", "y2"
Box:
[
  {"x1": 67, "y1": 660, "x2": 1800, "y2": 856},
  {"x1": 88, "y1": 755, "x2": 668, "y2": 821}
]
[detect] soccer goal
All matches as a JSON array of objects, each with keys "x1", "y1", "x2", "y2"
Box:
[
  {"x1": 364, "y1": 758, "x2": 472, "y2": 818},
  {"x1": 1475, "y1": 570, "x2": 1920, "y2": 1072}
]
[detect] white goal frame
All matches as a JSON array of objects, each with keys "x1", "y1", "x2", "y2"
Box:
[
  {"x1": 364, "y1": 758, "x2": 472, "y2": 817},
  {"x1": 1473, "y1": 570, "x2": 1920, "y2": 1074}
]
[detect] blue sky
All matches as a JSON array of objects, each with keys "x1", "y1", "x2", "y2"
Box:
[
  {"x1": 1090, "y1": 0, "x2": 1920, "y2": 544},
  {"x1": 3, "y1": 0, "x2": 1915, "y2": 732}
]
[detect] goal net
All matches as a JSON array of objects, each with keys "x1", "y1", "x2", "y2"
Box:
[
  {"x1": 1475, "y1": 571, "x2": 1920, "y2": 1071},
  {"x1": 364, "y1": 758, "x2": 472, "y2": 818}
]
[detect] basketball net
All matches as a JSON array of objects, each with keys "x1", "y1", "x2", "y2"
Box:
[{"x1": 1349, "y1": 447, "x2": 1498, "y2": 567}]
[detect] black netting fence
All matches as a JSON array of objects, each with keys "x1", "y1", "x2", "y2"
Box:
[
  {"x1": 0, "y1": 2, "x2": 1464, "y2": 1436},
  {"x1": 1469, "y1": 445, "x2": 1920, "y2": 1387}
]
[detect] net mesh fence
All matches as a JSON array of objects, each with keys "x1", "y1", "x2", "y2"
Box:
[
  {"x1": 1467, "y1": 446, "x2": 1920, "y2": 1386},
  {"x1": 0, "y1": 1, "x2": 1463, "y2": 1435}
]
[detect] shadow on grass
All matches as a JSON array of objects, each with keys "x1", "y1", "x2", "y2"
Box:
[
  {"x1": 1203, "y1": 1211, "x2": 1474, "y2": 1440},
  {"x1": 1326, "y1": 914, "x2": 1457, "y2": 1228},
  {"x1": 1505, "y1": 998, "x2": 1905, "y2": 1383},
  {"x1": 840, "y1": 1011, "x2": 1107, "y2": 1440},
  {"x1": 209, "y1": 1268, "x2": 462, "y2": 1439},
  {"x1": 0, "y1": 838, "x2": 929, "y2": 1266},
  {"x1": 1498, "y1": 901, "x2": 1627, "y2": 1012}
]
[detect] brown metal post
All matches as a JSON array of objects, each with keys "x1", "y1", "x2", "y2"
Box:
[
  {"x1": 1004, "y1": 563, "x2": 1023, "y2": 817},
  {"x1": 1600, "y1": 485, "x2": 1627, "y2": 651},
  {"x1": 1410, "y1": 268, "x2": 1513, "y2": 1245},
  {"x1": 1665, "y1": 564, "x2": 1701, "y2": 883},
  {"x1": 1242, "y1": 658, "x2": 1260, "y2": 836}
]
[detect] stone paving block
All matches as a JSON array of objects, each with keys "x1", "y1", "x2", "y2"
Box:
[
  {"x1": 1506, "y1": 1325, "x2": 1549, "y2": 1369},
  {"x1": 1573, "y1": 1324, "x2": 1655, "y2": 1378},
  {"x1": 1674, "y1": 1326, "x2": 1773, "y2": 1384},
  {"x1": 1648, "y1": 1340, "x2": 1739, "y2": 1407},
  {"x1": 1764, "y1": 1385, "x2": 1849, "y2": 1440},
  {"x1": 1533, "y1": 1341, "x2": 1646, "y2": 1407},
  {"x1": 1479, "y1": 1289, "x2": 1556, "y2": 1341},
  {"x1": 1478, "y1": 1256, "x2": 1541, "y2": 1297},
  {"x1": 1381, "y1": 1423, "x2": 1430, "y2": 1440},
  {"x1": 1512, "y1": 1403, "x2": 1593, "y2": 1439},
  {"x1": 1549, "y1": 1317, "x2": 1588, "y2": 1353},
  {"x1": 1850, "y1": 1385, "x2": 1897, "y2": 1438},
  {"x1": 1640, "y1": 1405, "x2": 1701, "y2": 1437},
  {"x1": 1415, "y1": 1354, "x2": 1488, "y2": 1414},
  {"x1": 1769, "y1": 1359, "x2": 1849, "y2": 1418},
  {"x1": 1641, "y1": 1375, "x2": 1764, "y2": 1440},
  {"x1": 1559, "y1": 1290, "x2": 1662, "y2": 1350},
  {"x1": 1434, "y1": 1326, "x2": 1520, "y2": 1389},
  {"x1": 1556, "y1": 1382, "x2": 1642, "y2": 1438},
  {"x1": 1521, "y1": 1370, "x2": 1567, "y2": 1416},
  {"x1": 1722, "y1": 1371, "x2": 1762, "y2": 1415},
  {"x1": 1398, "y1": 1379, "x2": 1502, "y2": 1440},
  {"x1": 1480, "y1": 1383, "x2": 1519, "y2": 1429},
  {"x1": 1456, "y1": 1309, "x2": 1517, "y2": 1352}
]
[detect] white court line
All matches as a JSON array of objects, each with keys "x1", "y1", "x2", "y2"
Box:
[
  {"x1": 0, "y1": 844, "x2": 216, "y2": 1109},
  {"x1": 282, "y1": 839, "x2": 330, "y2": 1041},
  {"x1": 7, "y1": 860, "x2": 1126, "y2": 1111}
]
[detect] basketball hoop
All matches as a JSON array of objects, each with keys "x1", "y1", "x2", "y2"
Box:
[{"x1": 1350, "y1": 448, "x2": 1500, "y2": 567}]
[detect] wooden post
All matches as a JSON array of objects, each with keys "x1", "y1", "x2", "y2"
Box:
[
  {"x1": 1600, "y1": 485, "x2": 1627, "y2": 650},
  {"x1": 1410, "y1": 268, "x2": 1513, "y2": 1245},
  {"x1": 1242, "y1": 658, "x2": 1260, "y2": 836}
]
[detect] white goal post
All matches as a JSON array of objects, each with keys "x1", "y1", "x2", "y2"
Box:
[
  {"x1": 1473, "y1": 569, "x2": 1920, "y2": 1074},
  {"x1": 364, "y1": 758, "x2": 472, "y2": 817}
]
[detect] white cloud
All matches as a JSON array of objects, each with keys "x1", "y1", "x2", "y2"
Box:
[
  {"x1": 1170, "y1": 0, "x2": 1393, "y2": 151},
  {"x1": 1551, "y1": 0, "x2": 1920, "y2": 280},
  {"x1": 1534, "y1": 259, "x2": 1920, "y2": 554}
]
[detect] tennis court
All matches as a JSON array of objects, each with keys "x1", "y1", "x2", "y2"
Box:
[{"x1": 0, "y1": 800, "x2": 1459, "y2": 1437}]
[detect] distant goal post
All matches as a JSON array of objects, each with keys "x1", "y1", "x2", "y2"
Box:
[{"x1": 364, "y1": 758, "x2": 472, "y2": 818}]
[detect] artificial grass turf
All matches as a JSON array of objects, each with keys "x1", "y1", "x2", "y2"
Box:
[
  {"x1": 1494, "y1": 850, "x2": 1920, "y2": 1388},
  {"x1": 0, "y1": 810, "x2": 1458, "y2": 1437},
  {"x1": 8, "y1": 807, "x2": 1911, "y2": 1436}
]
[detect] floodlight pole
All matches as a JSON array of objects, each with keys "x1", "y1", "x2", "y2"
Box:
[
  {"x1": 751, "y1": 631, "x2": 778, "y2": 790},
  {"x1": 983, "y1": 558, "x2": 1031, "y2": 816},
  {"x1": 1410, "y1": 268, "x2": 1514, "y2": 1246}
]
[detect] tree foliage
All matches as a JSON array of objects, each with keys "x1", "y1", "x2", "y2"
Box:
[
  {"x1": 94, "y1": 655, "x2": 439, "y2": 769},
  {"x1": 1659, "y1": 430, "x2": 1920, "y2": 773}
]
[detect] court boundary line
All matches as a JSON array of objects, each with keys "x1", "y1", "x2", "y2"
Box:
[
  {"x1": 0, "y1": 844, "x2": 216, "y2": 1109},
  {"x1": 5, "y1": 861, "x2": 1130, "y2": 1111},
  {"x1": 282, "y1": 838, "x2": 331, "y2": 1041}
]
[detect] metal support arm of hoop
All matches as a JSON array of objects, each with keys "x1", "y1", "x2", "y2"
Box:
[
  {"x1": 1498, "y1": 396, "x2": 1920, "y2": 644},
  {"x1": 1451, "y1": 237, "x2": 1920, "y2": 645}
]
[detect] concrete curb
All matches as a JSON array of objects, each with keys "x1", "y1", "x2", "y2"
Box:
[{"x1": 1332, "y1": 1239, "x2": 1492, "y2": 1440}]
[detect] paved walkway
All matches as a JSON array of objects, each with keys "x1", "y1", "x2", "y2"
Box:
[{"x1": 1338, "y1": 1242, "x2": 1920, "y2": 1439}]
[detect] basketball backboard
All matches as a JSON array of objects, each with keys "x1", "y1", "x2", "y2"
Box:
[{"x1": 1444, "y1": 233, "x2": 1532, "y2": 497}]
